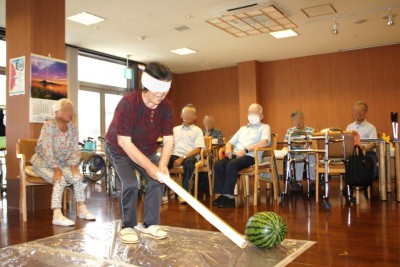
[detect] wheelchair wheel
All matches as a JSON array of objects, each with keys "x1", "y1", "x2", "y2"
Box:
[
  {"x1": 82, "y1": 154, "x2": 106, "y2": 182},
  {"x1": 108, "y1": 165, "x2": 117, "y2": 198}
]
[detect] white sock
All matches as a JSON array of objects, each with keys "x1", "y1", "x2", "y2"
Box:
[
  {"x1": 53, "y1": 209, "x2": 64, "y2": 219},
  {"x1": 78, "y1": 204, "x2": 89, "y2": 214}
]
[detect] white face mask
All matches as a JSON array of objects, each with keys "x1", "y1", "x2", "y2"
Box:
[{"x1": 248, "y1": 114, "x2": 261, "y2": 125}]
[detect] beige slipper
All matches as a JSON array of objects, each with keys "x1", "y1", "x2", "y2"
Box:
[
  {"x1": 134, "y1": 223, "x2": 168, "y2": 240},
  {"x1": 120, "y1": 227, "x2": 139, "y2": 244}
]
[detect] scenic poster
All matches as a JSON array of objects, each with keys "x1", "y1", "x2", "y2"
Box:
[{"x1": 30, "y1": 54, "x2": 68, "y2": 123}]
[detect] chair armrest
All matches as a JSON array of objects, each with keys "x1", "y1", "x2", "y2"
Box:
[
  {"x1": 16, "y1": 153, "x2": 26, "y2": 178},
  {"x1": 197, "y1": 149, "x2": 212, "y2": 168},
  {"x1": 254, "y1": 146, "x2": 274, "y2": 152},
  {"x1": 254, "y1": 146, "x2": 274, "y2": 167}
]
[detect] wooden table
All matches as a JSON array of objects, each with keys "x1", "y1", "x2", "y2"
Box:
[
  {"x1": 361, "y1": 139, "x2": 387, "y2": 201},
  {"x1": 393, "y1": 139, "x2": 400, "y2": 201}
]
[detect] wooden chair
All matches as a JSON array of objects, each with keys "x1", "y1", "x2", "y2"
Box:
[
  {"x1": 194, "y1": 136, "x2": 213, "y2": 199},
  {"x1": 239, "y1": 134, "x2": 278, "y2": 205},
  {"x1": 218, "y1": 134, "x2": 279, "y2": 205},
  {"x1": 312, "y1": 131, "x2": 371, "y2": 204},
  {"x1": 16, "y1": 139, "x2": 68, "y2": 221},
  {"x1": 169, "y1": 137, "x2": 212, "y2": 199}
]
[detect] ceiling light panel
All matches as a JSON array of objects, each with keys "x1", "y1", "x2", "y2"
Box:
[
  {"x1": 67, "y1": 12, "x2": 105, "y2": 25},
  {"x1": 269, "y1": 29, "x2": 298, "y2": 39},
  {"x1": 170, "y1": 48, "x2": 197, "y2": 55}
]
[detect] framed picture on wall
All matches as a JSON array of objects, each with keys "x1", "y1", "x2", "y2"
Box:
[{"x1": 29, "y1": 54, "x2": 68, "y2": 123}]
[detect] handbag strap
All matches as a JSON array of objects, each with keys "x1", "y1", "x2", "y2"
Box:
[{"x1": 353, "y1": 145, "x2": 364, "y2": 156}]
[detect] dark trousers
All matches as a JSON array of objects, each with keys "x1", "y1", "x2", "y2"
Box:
[
  {"x1": 366, "y1": 151, "x2": 378, "y2": 178},
  {"x1": 168, "y1": 155, "x2": 197, "y2": 191},
  {"x1": 105, "y1": 142, "x2": 164, "y2": 228},
  {"x1": 214, "y1": 156, "x2": 255, "y2": 195}
]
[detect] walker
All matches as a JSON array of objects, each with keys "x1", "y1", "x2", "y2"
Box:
[
  {"x1": 319, "y1": 128, "x2": 347, "y2": 209},
  {"x1": 281, "y1": 130, "x2": 313, "y2": 201}
]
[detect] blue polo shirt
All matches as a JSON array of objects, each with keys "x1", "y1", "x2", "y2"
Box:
[{"x1": 229, "y1": 123, "x2": 271, "y2": 161}]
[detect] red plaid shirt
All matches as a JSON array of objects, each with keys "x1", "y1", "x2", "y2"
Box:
[{"x1": 105, "y1": 89, "x2": 173, "y2": 157}]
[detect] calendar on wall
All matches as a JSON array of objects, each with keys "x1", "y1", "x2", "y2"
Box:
[
  {"x1": 29, "y1": 98, "x2": 56, "y2": 123},
  {"x1": 29, "y1": 54, "x2": 68, "y2": 123}
]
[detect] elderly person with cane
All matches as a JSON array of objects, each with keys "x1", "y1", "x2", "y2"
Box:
[{"x1": 31, "y1": 98, "x2": 95, "y2": 226}]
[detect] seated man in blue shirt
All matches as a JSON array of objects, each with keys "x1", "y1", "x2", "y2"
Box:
[
  {"x1": 284, "y1": 111, "x2": 316, "y2": 193},
  {"x1": 213, "y1": 103, "x2": 271, "y2": 208}
]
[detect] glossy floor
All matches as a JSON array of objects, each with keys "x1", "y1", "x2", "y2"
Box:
[{"x1": 1, "y1": 179, "x2": 399, "y2": 266}]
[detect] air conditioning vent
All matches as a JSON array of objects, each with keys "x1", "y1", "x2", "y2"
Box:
[{"x1": 174, "y1": 26, "x2": 191, "y2": 32}]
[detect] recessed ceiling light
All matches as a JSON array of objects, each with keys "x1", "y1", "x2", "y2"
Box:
[
  {"x1": 170, "y1": 47, "x2": 197, "y2": 55},
  {"x1": 269, "y1": 29, "x2": 298, "y2": 39},
  {"x1": 67, "y1": 12, "x2": 105, "y2": 25}
]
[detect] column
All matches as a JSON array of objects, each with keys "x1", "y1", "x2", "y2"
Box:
[{"x1": 6, "y1": 0, "x2": 65, "y2": 179}]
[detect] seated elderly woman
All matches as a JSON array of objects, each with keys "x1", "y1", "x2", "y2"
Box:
[
  {"x1": 31, "y1": 98, "x2": 95, "y2": 226},
  {"x1": 213, "y1": 103, "x2": 271, "y2": 208}
]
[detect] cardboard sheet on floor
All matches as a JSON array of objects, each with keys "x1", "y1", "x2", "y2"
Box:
[{"x1": 0, "y1": 220, "x2": 315, "y2": 266}]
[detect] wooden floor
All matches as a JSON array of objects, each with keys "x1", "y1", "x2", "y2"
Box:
[{"x1": 1, "y1": 179, "x2": 399, "y2": 266}]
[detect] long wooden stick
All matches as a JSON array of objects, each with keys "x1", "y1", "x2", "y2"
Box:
[{"x1": 158, "y1": 173, "x2": 248, "y2": 249}]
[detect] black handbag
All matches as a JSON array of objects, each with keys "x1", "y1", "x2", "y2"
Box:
[{"x1": 345, "y1": 145, "x2": 374, "y2": 187}]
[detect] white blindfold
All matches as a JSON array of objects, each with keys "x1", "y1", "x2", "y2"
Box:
[{"x1": 141, "y1": 72, "x2": 171, "y2": 93}]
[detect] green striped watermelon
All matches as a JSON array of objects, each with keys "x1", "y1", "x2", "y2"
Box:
[{"x1": 245, "y1": 212, "x2": 287, "y2": 249}]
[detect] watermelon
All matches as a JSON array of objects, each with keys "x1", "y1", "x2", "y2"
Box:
[{"x1": 245, "y1": 212, "x2": 287, "y2": 249}]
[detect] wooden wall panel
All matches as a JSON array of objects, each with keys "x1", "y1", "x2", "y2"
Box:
[
  {"x1": 171, "y1": 44, "x2": 399, "y2": 142},
  {"x1": 168, "y1": 67, "x2": 240, "y2": 138},
  {"x1": 238, "y1": 61, "x2": 261, "y2": 125},
  {"x1": 261, "y1": 44, "x2": 400, "y2": 140}
]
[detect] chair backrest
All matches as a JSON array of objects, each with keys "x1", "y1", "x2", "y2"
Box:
[
  {"x1": 259, "y1": 134, "x2": 278, "y2": 164},
  {"x1": 270, "y1": 134, "x2": 278, "y2": 150},
  {"x1": 313, "y1": 131, "x2": 355, "y2": 159},
  {"x1": 17, "y1": 139, "x2": 38, "y2": 165},
  {"x1": 204, "y1": 136, "x2": 212, "y2": 150}
]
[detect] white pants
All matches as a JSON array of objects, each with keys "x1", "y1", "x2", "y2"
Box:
[{"x1": 33, "y1": 159, "x2": 85, "y2": 209}]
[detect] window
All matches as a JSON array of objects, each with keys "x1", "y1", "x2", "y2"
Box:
[
  {"x1": 0, "y1": 40, "x2": 5, "y2": 67},
  {"x1": 105, "y1": 93, "x2": 123, "y2": 133},
  {"x1": 0, "y1": 75, "x2": 5, "y2": 107},
  {"x1": 77, "y1": 52, "x2": 128, "y2": 141},
  {"x1": 78, "y1": 90, "x2": 101, "y2": 141},
  {"x1": 78, "y1": 55, "x2": 127, "y2": 88}
]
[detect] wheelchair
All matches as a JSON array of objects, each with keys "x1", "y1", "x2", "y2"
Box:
[{"x1": 79, "y1": 137, "x2": 106, "y2": 183}]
